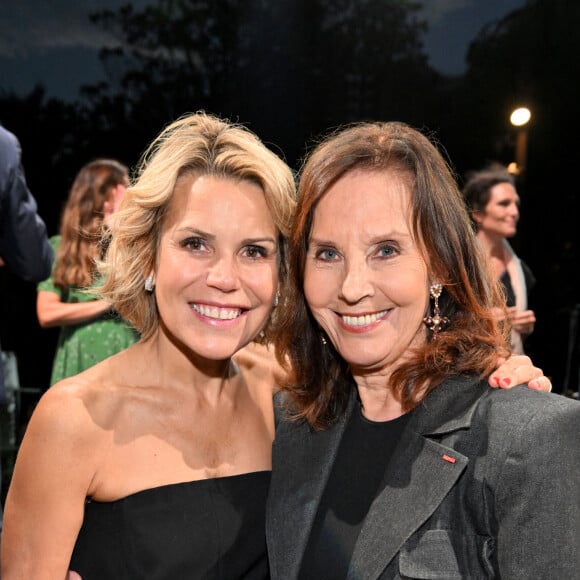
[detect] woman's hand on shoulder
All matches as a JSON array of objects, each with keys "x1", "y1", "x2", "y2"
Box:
[
  {"x1": 489, "y1": 355, "x2": 551, "y2": 392},
  {"x1": 234, "y1": 341, "x2": 290, "y2": 394}
]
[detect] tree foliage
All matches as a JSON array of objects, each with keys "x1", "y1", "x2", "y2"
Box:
[{"x1": 82, "y1": 0, "x2": 438, "y2": 164}]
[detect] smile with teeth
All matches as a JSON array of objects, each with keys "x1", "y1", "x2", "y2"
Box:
[
  {"x1": 341, "y1": 309, "x2": 390, "y2": 327},
  {"x1": 191, "y1": 304, "x2": 244, "y2": 320}
]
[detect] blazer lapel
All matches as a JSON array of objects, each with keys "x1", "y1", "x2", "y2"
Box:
[
  {"x1": 267, "y1": 394, "x2": 357, "y2": 580},
  {"x1": 347, "y1": 377, "x2": 485, "y2": 579}
]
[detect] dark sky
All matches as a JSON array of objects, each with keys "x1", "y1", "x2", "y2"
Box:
[{"x1": 1, "y1": 0, "x2": 526, "y2": 102}]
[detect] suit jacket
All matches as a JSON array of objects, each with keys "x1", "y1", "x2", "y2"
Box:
[
  {"x1": 0, "y1": 125, "x2": 53, "y2": 404},
  {"x1": 267, "y1": 377, "x2": 580, "y2": 579},
  {"x1": 0, "y1": 125, "x2": 53, "y2": 282}
]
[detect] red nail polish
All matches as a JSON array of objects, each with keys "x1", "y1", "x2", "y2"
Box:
[{"x1": 501, "y1": 378, "x2": 511, "y2": 387}]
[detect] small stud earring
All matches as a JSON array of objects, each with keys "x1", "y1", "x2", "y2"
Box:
[
  {"x1": 423, "y1": 283, "x2": 449, "y2": 339},
  {"x1": 144, "y1": 274, "x2": 155, "y2": 293}
]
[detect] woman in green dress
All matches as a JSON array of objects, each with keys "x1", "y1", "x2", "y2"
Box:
[{"x1": 36, "y1": 159, "x2": 139, "y2": 386}]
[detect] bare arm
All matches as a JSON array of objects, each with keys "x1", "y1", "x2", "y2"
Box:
[
  {"x1": 1, "y1": 383, "x2": 99, "y2": 579},
  {"x1": 36, "y1": 290, "x2": 112, "y2": 328},
  {"x1": 233, "y1": 345, "x2": 551, "y2": 394}
]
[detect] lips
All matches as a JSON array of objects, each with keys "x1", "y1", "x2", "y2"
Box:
[{"x1": 191, "y1": 303, "x2": 244, "y2": 320}]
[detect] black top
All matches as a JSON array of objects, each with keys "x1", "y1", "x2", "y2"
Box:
[
  {"x1": 299, "y1": 403, "x2": 410, "y2": 579},
  {"x1": 69, "y1": 471, "x2": 271, "y2": 579},
  {"x1": 499, "y1": 259, "x2": 536, "y2": 308}
]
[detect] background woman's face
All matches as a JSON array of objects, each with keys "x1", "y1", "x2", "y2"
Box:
[
  {"x1": 476, "y1": 182, "x2": 520, "y2": 239},
  {"x1": 303, "y1": 169, "x2": 429, "y2": 375}
]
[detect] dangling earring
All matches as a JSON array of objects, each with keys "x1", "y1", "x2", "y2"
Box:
[
  {"x1": 144, "y1": 274, "x2": 155, "y2": 293},
  {"x1": 320, "y1": 333, "x2": 327, "y2": 346},
  {"x1": 423, "y1": 283, "x2": 449, "y2": 339},
  {"x1": 273, "y1": 292, "x2": 279, "y2": 307}
]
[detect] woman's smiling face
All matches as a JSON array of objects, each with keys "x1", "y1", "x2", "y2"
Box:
[
  {"x1": 154, "y1": 173, "x2": 279, "y2": 361},
  {"x1": 475, "y1": 181, "x2": 520, "y2": 239},
  {"x1": 303, "y1": 168, "x2": 430, "y2": 375}
]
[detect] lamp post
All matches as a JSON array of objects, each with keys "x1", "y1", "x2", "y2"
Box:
[{"x1": 508, "y1": 107, "x2": 531, "y2": 177}]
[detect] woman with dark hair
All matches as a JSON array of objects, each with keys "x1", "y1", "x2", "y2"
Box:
[
  {"x1": 36, "y1": 159, "x2": 139, "y2": 384},
  {"x1": 268, "y1": 122, "x2": 579, "y2": 579},
  {"x1": 462, "y1": 166, "x2": 536, "y2": 353}
]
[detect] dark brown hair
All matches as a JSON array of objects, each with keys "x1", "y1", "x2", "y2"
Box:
[
  {"x1": 462, "y1": 165, "x2": 516, "y2": 229},
  {"x1": 275, "y1": 121, "x2": 509, "y2": 429}
]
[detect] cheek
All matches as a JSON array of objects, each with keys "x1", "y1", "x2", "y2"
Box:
[
  {"x1": 303, "y1": 266, "x2": 333, "y2": 308},
  {"x1": 250, "y1": 263, "x2": 279, "y2": 301},
  {"x1": 387, "y1": 266, "x2": 429, "y2": 311}
]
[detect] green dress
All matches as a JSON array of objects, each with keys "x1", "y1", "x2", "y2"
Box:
[{"x1": 38, "y1": 236, "x2": 139, "y2": 386}]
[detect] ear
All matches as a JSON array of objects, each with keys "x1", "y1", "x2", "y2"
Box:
[
  {"x1": 103, "y1": 199, "x2": 114, "y2": 219},
  {"x1": 471, "y1": 210, "x2": 484, "y2": 225}
]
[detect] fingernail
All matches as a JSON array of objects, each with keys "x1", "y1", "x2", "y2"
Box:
[
  {"x1": 528, "y1": 379, "x2": 540, "y2": 390},
  {"x1": 490, "y1": 376, "x2": 500, "y2": 387},
  {"x1": 500, "y1": 377, "x2": 511, "y2": 387}
]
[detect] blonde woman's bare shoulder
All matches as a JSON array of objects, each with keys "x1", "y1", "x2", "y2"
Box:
[
  {"x1": 35, "y1": 343, "x2": 143, "y2": 435},
  {"x1": 234, "y1": 341, "x2": 291, "y2": 394},
  {"x1": 12, "y1": 370, "x2": 118, "y2": 501},
  {"x1": 31, "y1": 367, "x2": 119, "y2": 439}
]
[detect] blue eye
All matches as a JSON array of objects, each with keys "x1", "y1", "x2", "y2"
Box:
[
  {"x1": 316, "y1": 248, "x2": 339, "y2": 261},
  {"x1": 378, "y1": 245, "x2": 396, "y2": 258}
]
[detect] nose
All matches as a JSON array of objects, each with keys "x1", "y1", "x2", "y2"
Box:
[
  {"x1": 339, "y1": 258, "x2": 374, "y2": 304},
  {"x1": 206, "y1": 255, "x2": 241, "y2": 292},
  {"x1": 508, "y1": 201, "x2": 519, "y2": 219}
]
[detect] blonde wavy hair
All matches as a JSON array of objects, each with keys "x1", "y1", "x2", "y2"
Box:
[{"x1": 97, "y1": 111, "x2": 296, "y2": 342}]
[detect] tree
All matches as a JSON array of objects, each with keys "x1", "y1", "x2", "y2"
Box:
[
  {"x1": 83, "y1": 0, "x2": 439, "y2": 166},
  {"x1": 87, "y1": 1, "x2": 255, "y2": 128}
]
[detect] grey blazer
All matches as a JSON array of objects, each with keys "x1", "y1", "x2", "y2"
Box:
[{"x1": 266, "y1": 377, "x2": 580, "y2": 579}]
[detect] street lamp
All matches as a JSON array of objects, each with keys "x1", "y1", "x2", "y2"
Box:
[{"x1": 508, "y1": 107, "x2": 531, "y2": 176}]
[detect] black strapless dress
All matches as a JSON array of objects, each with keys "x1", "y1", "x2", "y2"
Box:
[{"x1": 69, "y1": 471, "x2": 271, "y2": 579}]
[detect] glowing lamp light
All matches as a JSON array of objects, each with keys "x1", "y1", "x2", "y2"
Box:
[{"x1": 510, "y1": 107, "x2": 531, "y2": 127}]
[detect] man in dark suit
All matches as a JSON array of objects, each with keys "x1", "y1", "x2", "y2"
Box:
[
  {"x1": 0, "y1": 125, "x2": 53, "y2": 283},
  {"x1": 0, "y1": 124, "x2": 54, "y2": 535}
]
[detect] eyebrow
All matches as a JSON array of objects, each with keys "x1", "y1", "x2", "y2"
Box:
[
  {"x1": 177, "y1": 227, "x2": 277, "y2": 246},
  {"x1": 309, "y1": 230, "x2": 412, "y2": 245}
]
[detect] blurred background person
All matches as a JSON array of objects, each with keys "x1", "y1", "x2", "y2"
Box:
[
  {"x1": 36, "y1": 159, "x2": 139, "y2": 386},
  {"x1": 0, "y1": 125, "x2": 53, "y2": 283},
  {"x1": 462, "y1": 165, "x2": 536, "y2": 354},
  {"x1": 0, "y1": 123, "x2": 53, "y2": 543}
]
